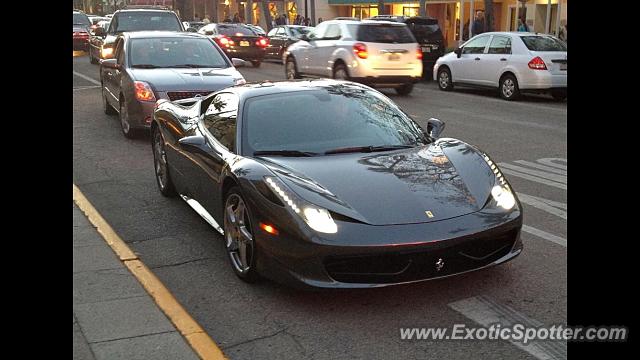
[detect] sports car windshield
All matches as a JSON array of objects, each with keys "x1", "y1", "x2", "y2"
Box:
[
  {"x1": 243, "y1": 85, "x2": 430, "y2": 156},
  {"x1": 129, "y1": 38, "x2": 228, "y2": 68}
]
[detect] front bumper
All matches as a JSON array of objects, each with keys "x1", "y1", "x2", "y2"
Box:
[
  {"x1": 223, "y1": 47, "x2": 265, "y2": 61},
  {"x1": 126, "y1": 98, "x2": 155, "y2": 129}
]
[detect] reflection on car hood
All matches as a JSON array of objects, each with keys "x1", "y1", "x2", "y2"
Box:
[
  {"x1": 259, "y1": 139, "x2": 495, "y2": 226},
  {"x1": 130, "y1": 67, "x2": 239, "y2": 92}
]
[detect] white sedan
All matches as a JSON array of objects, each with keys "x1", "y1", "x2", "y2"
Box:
[{"x1": 433, "y1": 32, "x2": 567, "y2": 101}]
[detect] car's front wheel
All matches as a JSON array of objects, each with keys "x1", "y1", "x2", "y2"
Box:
[
  {"x1": 224, "y1": 187, "x2": 259, "y2": 282},
  {"x1": 102, "y1": 85, "x2": 117, "y2": 115},
  {"x1": 119, "y1": 97, "x2": 137, "y2": 138},
  {"x1": 251, "y1": 60, "x2": 261, "y2": 68},
  {"x1": 499, "y1": 74, "x2": 520, "y2": 101},
  {"x1": 285, "y1": 56, "x2": 300, "y2": 79},
  {"x1": 437, "y1": 67, "x2": 454, "y2": 91},
  {"x1": 89, "y1": 47, "x2": 98, "y2": 64},
  {"x1": 152, "y1": 126, "x2": 176, "y2": 197}
]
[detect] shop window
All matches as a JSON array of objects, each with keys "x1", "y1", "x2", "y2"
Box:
[{"x1": 403, "y1": 7, "x2": 419, "y2": 17}]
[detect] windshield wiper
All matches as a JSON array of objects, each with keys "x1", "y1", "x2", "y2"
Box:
[
  {"x1": 324, "y1": 145, "x2": 414, "y2": 155},
  {"x1": 131, "y1": 64, "x2": 161, "y2": 69},
  {"x1": 254, "y1": 150, "x2": 319, "y2": 157},
  {"x1": 167, "y1": 64, "x2": 208, "y2": 68}
]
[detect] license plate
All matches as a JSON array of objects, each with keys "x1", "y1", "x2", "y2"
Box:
[
  {"x1": 559, "y1": 63, "x2": 567, "y2": 71},
  {"x1": 388, "y1": 53, "x2": 400, "y2": 61},
  {"x1": 240, "y1": 41, "x2": 250, "y2": 47},
  {"x1": 421, "y1": 46, "x2": 430, "y2": 53}
]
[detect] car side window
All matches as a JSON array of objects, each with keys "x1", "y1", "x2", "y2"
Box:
[
  {"x1": 323, "y1": 25, "x2": 341, "y2": 40},
  {"x1": 276, "y1": 27, "x2": 286, "y2": 36},
  {"x1": 108, "y1": 15, "x2": 117, "y2": 34},
  {"x1": 267, "y1": 28, "x2": 277, "y2": 37},
  {"x1": 308, "y1": 22, "x2": 329, "y2": 40},
  {"x1": 462, "y1": 36, "x2": 490, "y2": 54},
  {"x1": 488, "y1": 36, "x2": 512, "y2": 54},
  {"x1": 203, "y1": 93, "x2": 239, "y2": 152}
]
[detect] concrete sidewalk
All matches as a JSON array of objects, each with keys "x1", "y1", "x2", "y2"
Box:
[{"x1": 73, "y1": 202, "x2": 200, "y2": 360}]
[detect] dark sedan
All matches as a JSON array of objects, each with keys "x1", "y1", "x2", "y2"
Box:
[
  {"x1": 264, "y1": 25, "x2": 312, "y2": 63},
  {"x1": 151, "y1": 79, "x2": 523, "y2": 289},
  {"x1": 198, "y1": 23, "x2": 268, "y2": 67},
  {"x1": 100, "y1": 32, "x2": 246, "y2": 138},
  {"x1": 73, "y1": 11, "x2": 91, "y2": 51}
]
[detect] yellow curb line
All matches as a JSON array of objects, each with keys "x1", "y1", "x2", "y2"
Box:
[{"x1": 73, "y1": 184, "x2": 226, "y2": 360}]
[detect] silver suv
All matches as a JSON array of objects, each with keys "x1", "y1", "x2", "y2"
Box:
[{"x1": 284, "y1": 19, "x2": 423, "y2": 95}]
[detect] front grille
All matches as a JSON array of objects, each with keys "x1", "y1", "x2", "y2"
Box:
[
  {"x1": 324, "y1": 229, "x2": 518, "y2": 284},
  {"x1": 167, "y1": 91, "x2": 212, "y2": 101}
]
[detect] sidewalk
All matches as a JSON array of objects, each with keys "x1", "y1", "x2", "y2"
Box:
[{"x1": 73, "y1": 202, "x2": 200, "y2": 360}]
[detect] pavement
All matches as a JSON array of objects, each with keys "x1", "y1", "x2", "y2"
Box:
[
  {"x1": 73, "y1": 201, "x2": 200, "y2": 360},
  {"x1": 73, "y1": 52, "x2": 566, "y2": 360}
]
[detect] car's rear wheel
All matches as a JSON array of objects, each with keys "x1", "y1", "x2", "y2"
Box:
[
  {"x1": 224, "y1": 187, "x2": 259, "y2": 282},
  {"x1": 102, "y1": 85, "x2": 117, "y2": 115},
  {"x1": 499, "y1": 74, "x2": 520, "y2": 101},
  {"x1": 333, "y1": 63, "x2": 349, "y2": 80},
  {"x1": 251, "y1": 60, "x2": 261, "y2": 68},
  {"x1": 285, "y1": 57, "x2": 300, "y2": 79},
  {"x1": 437, "y1": 67, "x2": 454, "y2": 91},
  {"x1": 119, "y1": 97, "x2": 136, "y2": 138},
  {"x1": 152, "y1": 126, "x2": 176, "y2": 197},
  {"x1": 551, "y1": 89, "x2": 567, "y2": 101},
  {"x1": 395, "y1": 83, "x2": 414, "y2": 96}
]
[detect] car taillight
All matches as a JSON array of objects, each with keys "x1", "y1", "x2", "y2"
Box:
[
  {"x1": 528, "y1": 56, "x2": 547, "y2": 70},
  {"x1": 134, "y1": 81, "x2": 156, "y2": 102},
  {"x1": 217, "y1": 35, "x2": 234, "y2": 47},
  {"x1": 353, "y1": 43, "x2": 367, "y2": 59},
  {"x1": 256, "y1": 37, "x2": 269, "y2": 48},
  {"x1": 417, "y1": 46, "x2": 423, "y2": 60}
]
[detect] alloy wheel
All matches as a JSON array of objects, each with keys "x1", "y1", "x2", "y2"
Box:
[{"x1": 224, "y1": 194, "x2": 254, "y2": 274}]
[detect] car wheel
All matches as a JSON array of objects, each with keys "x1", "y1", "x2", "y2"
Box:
[
  {"x1": 119, "y1": 97, "x2": 136, "y2": 138},
  {"x1": 395, "y1": 83, "x2": 414, "y2": 96},
  {"x1": 152, "y1": 126, "x2": 176, "y2": 197},
  {"x1": 89, "y1": 48, "x2": 98, "y2": 64},
  {"x1": 102, "y1": 85, "x2": 117, "y2": 115},
  {"x1": 224, "y1": 187, "x2": 260, "y2": 282},
  {"x1": 437, "y1": 67, "x2": 454, "y2": 91},
  {"x1": 251, "y1": 60, "x2": 261, "y2": 68},
  {"x1": 551, "y1": 89, "x2": 567, "y2": 101},
  {"x1": 333, "y1": 63, "x2": 349, "y2": 80},
  {"x1": 285, "y1": 57, "x2": 300, "y2": 79},
  {"x1": 499, "y1": 74, "x2": 520, "y2": 101}
]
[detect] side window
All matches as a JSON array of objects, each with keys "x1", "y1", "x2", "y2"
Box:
[
  {"x1": 308, "y1": 22, "x2": 328, "y2": 40},
  {"x1": 323, "y1": 25, "x2": 342, "y2": 40},
  {"x1": 462, "y1": 35, "x2": 490, "y2": 54},
  {"x1": 108, "y1": 15, "x2": 117, "y2": 34},
  {"x1": 488, "y1": 36, "x2": 512, "y2": 54},
  {"x1": 267, "y1": 28, "x2": 277, "y2": 37},
  {"x1": 203, "y1": 93, "x2": 239, "y2": 151},
  {"x1": 276, "y1": 27, "x2": 286, "y2": 36}
]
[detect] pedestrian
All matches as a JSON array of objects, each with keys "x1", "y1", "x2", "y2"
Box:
[
  {"x1": 282, "y1": 14, "x2": 289, "y2": 25},
  {"x1": 472, "y1": 10, "x2": 484, "y2": 36},
  {"x1": 194, "y1": 13, "x2": 201, "y2": 22},
  {"x1": 517, "y1": 16, "x2": 529, "y2": 32},
  {"x1": 318, "y1": 17, "x2": 323, "y2": 24},
  {"x1": 304, "y1": 17, "x2": 310, "y2": 26},
  {"x1": 233, "y1": 13, "x2": 240, "y2": 23},
  {"x1": 203, "y1": 14, "x2": 211, "y2": 24},
  {"x1": 558, "y1": 23, "x2": 567, "y2": 43}
]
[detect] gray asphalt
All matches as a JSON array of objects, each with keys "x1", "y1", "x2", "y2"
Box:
[{"x1": 73, "y1": 54, "x2": 566, "y2": 360}]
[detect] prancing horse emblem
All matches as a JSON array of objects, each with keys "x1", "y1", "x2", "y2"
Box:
[{"x1": 435, "y1": 258, "x2": 445, "y2": 272}]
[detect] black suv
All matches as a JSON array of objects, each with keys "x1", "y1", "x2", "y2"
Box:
[
  {"x1": 88, "y1": 7, "x2": 184, "y2": 64},
  {"x1": 369, "y1": 15, "x2": 445, "y2": 79}
]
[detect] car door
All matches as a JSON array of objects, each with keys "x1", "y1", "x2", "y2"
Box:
[
  {"x1": 102, "y1": 39, "x2": 124, "y2": 109},
  {"x1": 304, "y1": 22, "x2": 329, "y2": 75},
  {"x1": 454, "y1": 35, "x2": 490, "y2": 84},
  {"x1": 477, "y1": 35, "x2": 512, "y2": 87},
  {"x1": 312, "y1": 24, "x2": 342, "y2": 77}
]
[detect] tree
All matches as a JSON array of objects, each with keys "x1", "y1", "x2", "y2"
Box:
[{"x1": 484, "y1": 0, "x2": 494, "y2": 32}]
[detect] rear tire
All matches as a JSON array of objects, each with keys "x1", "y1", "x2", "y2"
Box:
[
  {"x1": 285, "y1": 56, "x2": 300, "y2": 79},
  {"x1": 499, "y1": 73, "x2": 520, "y2": 101},
  {"x1": 437, "y1": 67, "x2": 454, "y2": 91},
  {"x1": 551, "y1": 89, "x2": 567, "y2": 101},
  {"x1": 395, "y1": 83, "x2": 414, "y2": 96},
  {"x1": 332, "y1": 63, "x2": 349, "y2": 80},
  {"x1": 251, "y1": 60, "x2": 261, "y2": 68}
]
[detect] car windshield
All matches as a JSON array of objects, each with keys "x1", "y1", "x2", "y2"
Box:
[
  {"x1": 520, "y1": 36, "x2": 567, "y2": 51},
  {"x1": 73, "y1": 13, "x2": 91, "y2": 26},
  {"x1": 354, "y1": 24, "x2": 416, "y2": 43},
  {"x1": 129, "y1": 37, "x2": 228, "y2": 68},
  {"x1": 243, "y1": 84, "x2": 429, "y2": 156},
  {"x1": 218, "y1": 25, "x2": 259, "y2": 36},
  {"x1": 290, "y1": 27, "x2": 311, "y2": 37},
  {"x1": 114, "y1": 11, "x2": 181, "y2": 32}
]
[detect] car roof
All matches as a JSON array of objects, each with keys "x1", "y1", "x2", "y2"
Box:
[
  {"x1": 123, "y1": 31, "x2": 204, "y2": 39},
  {"x1": 114, "y1": 8, "x2": 176, "y2": 14},
  {"x1": 229, "y1": 79, "x2": 373, "y2": 99},
  {"x1": 474, "y1": 31, "x2": 550, "y2": 37}
]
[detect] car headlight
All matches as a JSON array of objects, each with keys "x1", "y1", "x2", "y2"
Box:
[
  {"x1": 481, "y1": 153, "x2": 517, "y2": 211},
  {"x1": 265, "y1": 176, "x2": 338, "y2": 234}
]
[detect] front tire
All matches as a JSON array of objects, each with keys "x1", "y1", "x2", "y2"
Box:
[
  {"x1": 395, "y1": 83, "x2": 414, "y2": 96},
  {"x1": 119, "y1": 97, "x2": 137, "y2": 139},
  {"x1": 89, "y1": 47, "x2": 98, "y2": 64},
  {"x1": 151, "y1": 126, "x2": 177, "y2": 197},
  {"x1": 251, "y1": 60, "x2": 261, "y2": 68},
  {"x1": 437, "y1": 67, "x2": 454, "y2": 91},
  {"x1": 499, "y1": 74, "x2": 520, "y2": 101},
  {"x1": 285, "y1": 56, "x2": 300, "y2": 79},
  {"x1": 224, "y1": 187, "x2": 260, "y2": 283},
  {"x1": 102, "y1": 85, "x2": 117, "y2": 115}
]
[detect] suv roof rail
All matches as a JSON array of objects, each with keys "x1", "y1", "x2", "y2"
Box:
[
  {"x1": 121, "y1": 5, "x2": 171, "y2": 10},
  {"x1": 334, "y1": 17, "x2": 360, "y2": 21}
]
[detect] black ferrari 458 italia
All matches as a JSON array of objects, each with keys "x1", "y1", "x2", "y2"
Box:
[{"x1": 151, "y1": 79, "x2": 523, "y2": 289}]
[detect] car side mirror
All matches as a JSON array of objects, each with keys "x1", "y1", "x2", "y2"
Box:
[
  {"x1": 231, "y1": 58, "x2": 247, "y2": 67},
  {"x1": 426, "y1": 118, "x2": 445, "y2": 139},
  {"x1": 94, "y1": 27, "x2": 105, "y2": 37},
  {"x1": 205, "y1": 30, "x2": 214, "y2": 35},
  {"x1": 100, "y1": 58, "x2": 120, "y2": 69},
  {"x1": 186, "y1": 27, "x2": 197, "y2": 33},
  {"x1": 455, "y1": 47, "x2": 462, "y2": 58}
]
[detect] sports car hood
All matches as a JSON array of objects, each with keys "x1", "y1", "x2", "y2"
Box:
[
  {"x1": 130, "y1": 67, "x2": 239, "y2": 92},
  {"x1": 259, "y1": 139, "x2": 495, "y2": 226}
]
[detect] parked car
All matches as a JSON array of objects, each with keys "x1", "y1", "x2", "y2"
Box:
[
  {"x1": 265, "y1": 25, "x2": 312, "y2": 63},
  {"x1": 434, "y1": 32, "x2": 567, "y2": 101},
  {"x1": 100, "y1": 31, "x2": 247, "y2": 138},
  {"x1": 73, "y1": 11, "x2": 91, "y2": 51},
  {"x1": 88, "y1": 7, "x2": 184, "y2": 64},
  {"x1": 285, "y1": 19, "x2": 422, "y2": 95},
  {"x1": 88, "y1": 16, "x2": 109, "y2": 32},
  {"x1": 369, "y1": 15, "x2": 445, "y2": 79},
  {"x1": 186, "y1": 21, "x2": 206, "y2": 31},
  {"x1": 198, "y1": 23, "x2": 268, "y2": 67},
  {"x1": 150, "y1": 79, "x2": 523, "y2": 288}
]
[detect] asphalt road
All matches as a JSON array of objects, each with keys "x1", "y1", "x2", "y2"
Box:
[{"x1": 73, "y1": 53, "x2": 567, "y2": 360}]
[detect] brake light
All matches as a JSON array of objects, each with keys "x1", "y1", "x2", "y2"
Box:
[
  {"x1": 353, "y1": 43, "x2": 368, "y2": 59},
  {"x1": 217, "y1": 35, "x2": 234, "y2": 47},
  {"x1": 134, "y1": 81, "x2": 156, "y2": 102},
  {"x1": 528, "y1": 56, "x2": 547, "y2": 70},
  {"x1": 417, "y1": 46, "x2": 423, "y2": 60},
  {"x1": 256, "y1": 37, "x2": 269, "y2": 48}
]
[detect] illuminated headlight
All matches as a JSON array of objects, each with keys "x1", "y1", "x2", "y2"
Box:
[
  {"x1": 491, "y1": 185, "x2": 516, "y2": 210},
  {"x1": 233, "y1": 77, "x2": 246, "y2": 85},
  {"x1": 101, "y1": 46, "x2": 114, "y2": 58},
  {"x1": 265, "y1": 176, "x2": 337, "y2": 234}
]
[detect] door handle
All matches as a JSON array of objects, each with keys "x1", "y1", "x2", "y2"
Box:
[
  {"x1": 500, "y1": 58, "x2": 507, "y2": 61},
  {"x1": 474, "y1": 57, "x2": 480, "y2": 61}
]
